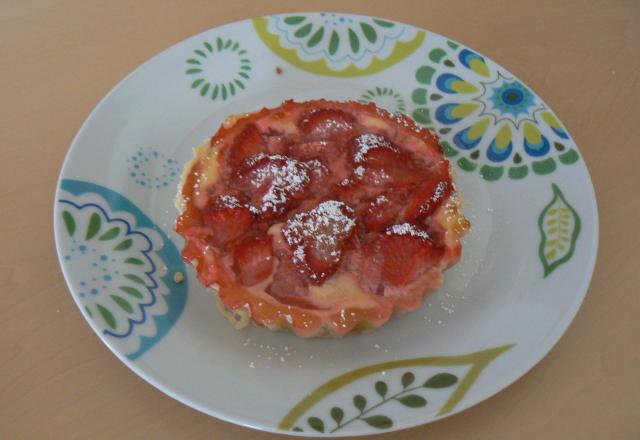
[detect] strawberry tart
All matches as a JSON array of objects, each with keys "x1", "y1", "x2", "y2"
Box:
[{"x1": 175, "y1": 100, "x2": 469, "y2": 337}]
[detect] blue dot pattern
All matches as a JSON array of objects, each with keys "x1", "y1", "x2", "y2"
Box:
[{"x1": 127, "y1": 147, "x2": 180, "y2": 189}]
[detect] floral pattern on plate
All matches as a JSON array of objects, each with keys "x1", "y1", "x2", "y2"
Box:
[
  {"x1": 253, "y1": 13, "x2": 425, "y2": 76},
  {"x1": 58, "y1": 179, "x2": 188, "y2": 360},
  {"x1": 411, "y1": 41, "x2": 580, "y2": 180}
]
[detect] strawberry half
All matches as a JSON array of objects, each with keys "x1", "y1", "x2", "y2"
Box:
[
  {"x1": 231, "y1": 154, "x2": 311, "y2": 219},
  {"x1": 365, "y1": 224, "x2": 438, "y2": 287},
  {"x1": 227, "y1": 124, "x2": 264, "y2": 167},
  {"x1": 202, "y1": 195, "x2": 253, "y2": 248},
  {"x1": 232, "y1": 235, "x2": 274, "y2": 286},
  {"x1": 351, "y1": 133, "x2": 428, "y2": 187},
  {"x1": 283, "y1": 200, "x2": 356, "y2": 285},
  {"x1": 362, "y1": 194, "x2": 404, "y2": 233},
  {"x1": 299, "y1": 108, "x2": 356, "y2": 140},
  {"x1": 403, "y1": 161, "x2": 452, "y2": 222}
]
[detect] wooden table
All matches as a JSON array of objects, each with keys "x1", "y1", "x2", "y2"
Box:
[{"x1": 2, "y1": 0, "x2": 638, "y2": 438}]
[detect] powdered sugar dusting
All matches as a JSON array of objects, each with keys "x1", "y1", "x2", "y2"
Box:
[
  {"x1": 246, "y1": 153, "x2": 310, "y2": 214},
  {"x1": 283, "y1": 200, "x2": 356, "y2": 281},
  {"x1": 218, "y1": 194, "x2": 242, "y2": 209},
  {"x1": 353, "y1": 133, "x2": 398, "y2": 163},
  {"x1": 304, "y1": 159, "x2": 329, "y2": 179},
  {"x1": 386, "y1": 223, "x2": 430, "y2": 239}
]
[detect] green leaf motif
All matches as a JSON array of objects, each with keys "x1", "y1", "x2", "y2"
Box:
[
  {"x1": 373, "y1": 19, "x2": 394, "y2": 28},
  {"x1": 307, "y1": 27, "x2": 324, "y2": 48},
  {"x1": 330, "y1": 407, "x2": 344, "y2": 425},
  {"x1": 401, "y1": 372, "x2": 415, "y2": 388},
  {"x1": 423, "y1": 373, "x2": 458, "y2": 388},
  {"x1": 294, "y1": 23, "x2": 312, "y2": 38},
  {"x1": 62, "y1": 210, "x2": 76, "y2": 236},
  {"x1": 363, "y1": 415, "x2": 392, "y2": 429},
  {"x1": 307, "y1": 416, "x2": 324, "y2": 433},
  {"x1": 114, "y1": 238, "x2": 132, "y2": 251},
  {"x1": 98, "y1": 227, "x2": 120, "y2": 241},
  {"x1": 110, "y1": 294, "x2": 134, "y2": 314},
  {"x1": 397, "y1": 394, "x2": 427, "y2": 408},
  {"x1": 328, "y1": 30, "x2": 340, "y2": 55},
  {"x1": 124, "y1": 257, "x2": 144, "y2": 265},
  {"x1": 124, "y1": 273, "x2": 145, "y2": 285},
  {"x1": 85, "y1": 213, "x2": 101, "y2": 240},
  {"x1": 284, "y1": 16, "x2": 305, "y2": 25},
  {"x1": 119, "y1": 285, "x2": 143, "y2": 298},
  {"x1": 538, "y1": 183, "x2": 581, "y2": 277},
  {"x1": 97, "y1": 304, "x2": 116, "y2": 329},
  {"x1": 348, "y1": 28, "x2": 359, "y2": 53},
  {"x1": 360, "y1": 22, "x2": 377, "y2": 43},
  {"x1": 353, "y1": 395, "x2": 367, "y2": 412},
  {"x1": 374, "y1": 381, "x2": 388, "y2": 398}
]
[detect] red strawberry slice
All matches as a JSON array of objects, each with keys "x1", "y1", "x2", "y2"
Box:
[
  {"x1": 362, "y1": 194, "x2": 404, "y2": 233},
  {"x1": 403, "y1": 161, "x2": 452, "y2": 222},
  {"x1": 266, "y1": 258, "x2": 321, "y2": 309},
  {"x1": 351, "y1": 133, "x2": 428, "y2": 187},
  {"x1": 231, "y1": 154, "x2": 311, "y2": 219},
  {"x1": 299, "y1": 108, "x2": 356, "y2": 140},
  {"x1": 351, "y1": 133, "x2": 400, "y2": 164},
  {"x1": 283, "y1": 200, "x2": 356, "y2": 285},
  {"x1": 287, "y1": 140, "x2": 337, "y2": 161},
  {"x1": 202, "y1": 195, "x2": 253, "y2": 248},
  {"x1": 232, "y1": 235, "x2": 274, "y2": 286},
  {"x1": 365, "y1": 224, "x2": 437, "y2": 287},
  {"x1": 227, "y1": 124, "x2": 264, "y2": 167}
]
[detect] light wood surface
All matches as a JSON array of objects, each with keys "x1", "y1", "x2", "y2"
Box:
[{"x1": 2, "y1": 0, "x2": 639, "y2": 438}]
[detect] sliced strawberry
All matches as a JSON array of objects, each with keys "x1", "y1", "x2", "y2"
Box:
[
  {"x1": 350, "y1": 133, "x2": 428, "y2": 187},
  {"x1": 362, "y1": 195, "x2": 403, "y2": 233},
  {"x1": 299, "y1": 108, "x2": 356, "y2": 140},
  {"x1": 232, "y1": 235, "x2": 274, "y2": 286},
  {"x1": 287, "y1": 140, "x2": 337, "y2": 161},
  {"x1": 304, "y1": 159, "x2": 331, "y2": 195},
  {"x1": 227, "y1": 124, "x2": 264, "y2": 167},
  {"x1": 351, "y1": 133, "x2": 400, "y2": 164},
  {"x1": 364, "y1": 224, "x2": 437, "y2": 287},
  {"x1": 403, "y1": 161, "x2": 452, "y2": 222},
  {"x1": 202, "y1": 195, "x2": 253, "y2": 248},
  {"x1": 266, "y1": 258, "x2": 319, "y2": 308},
  {"x1": 231, "y1": 154, "x2": 311, "y2": 219},
  {"x1": 283, "y1": 200, "x2": 356, "y2": 285}
]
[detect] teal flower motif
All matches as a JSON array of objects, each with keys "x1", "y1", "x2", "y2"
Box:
[
  {"x1": 489, "y1": 79, "x2": 535, "y2": 119},
  {"x1": 185, "y1": 37, "x2": 251, "y2": 101},
  {"x1": 58, "y1": 180, "x2": 187, "y2": 360}
]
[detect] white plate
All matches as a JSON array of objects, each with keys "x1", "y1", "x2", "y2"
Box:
[{"x1": 54, "y1": 13, "x2": 598, "y2": 436}]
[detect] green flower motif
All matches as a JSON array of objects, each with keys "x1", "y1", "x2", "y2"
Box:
[
  {"x1": 358, "y1": 86, "x2": 407, "y2": 115},
  {"x1": 254, "y1": 13, "x2": 425, "y2": 77},
  {"x1": 185, "y1": 37, "x2": 251, "y2": 101}
]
